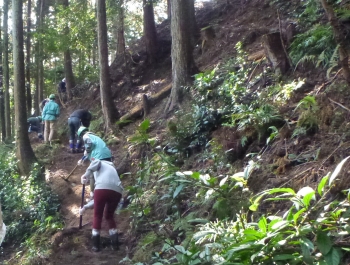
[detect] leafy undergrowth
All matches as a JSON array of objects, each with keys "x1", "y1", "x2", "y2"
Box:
[{"x1": 3, "y1": 0, "x2": 350, "y2": 264}]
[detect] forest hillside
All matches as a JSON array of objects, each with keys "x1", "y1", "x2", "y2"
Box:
[{"x1": 2, "y1": 0, "x2": 350, "y2": 264}]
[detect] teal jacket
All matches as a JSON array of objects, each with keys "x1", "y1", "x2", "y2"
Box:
[
  {"x1": 82, "y1": 132, "x2": 112, "y2": 161},
  {"x1": 42, "y1": 100, "x2": 60, "y2": 121}
]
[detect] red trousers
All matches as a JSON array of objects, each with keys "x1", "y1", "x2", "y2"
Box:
[{"x1": 93, "y1": 189, "x2": 122, "y2": 230}]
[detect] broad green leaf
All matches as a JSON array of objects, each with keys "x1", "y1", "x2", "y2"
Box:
[
  {"x1": 318, "y1": 175, "x2": 329, "y2": 196},
  {"x1": 273, "y1": 254, "x2": 296, "y2": 261},
  {"x1": 187, "y1": 218, "x2": 209, "y2": 224},
  {"x1": 193, "y1": 230, "x2": 215, "y2": 241},
  {"x1": 301, "y1": 238, "x2": 313, "y2": 263},
  {"x1": 297, "y1": 186, "x2": 315, "y2": 198},
  {"x1": 139, "y1": 119, "x2": 150, "y2": 132},
  {"x1": 258, "y1": 217, "x2": 267, "y2": 233},
  {"x1": 173, "y1": 184, "x2": 184, "y2": 199},
  {"x1": 219, "y1": 176, "x2": 228, "y2": 187},
  {"x1": 174, "y1": 245, "x2": 186, "y2": 254},
  {"x1": 324, "y1": 247, "x2": 340, "y2": 265},
  {"x1": 271, "y1": 220, "x2": 289, "y2": 231},
  {"x1": 191, "y1": 172, "x2": 200, "y2": 180},
  {"x1": 243, "y1": 228, "x2": 264, "y2": 238},
  {"x1": 249, "y1": 194, "x2": 265, "y2": 211},
  {"x1": 266, "y1": 187, "x2": 296, "y2": 195},
  {"x1": 200, "y1": 174, "x2": 211, "y2": 185},
  {"x1": 329, "y1": 156, "x2": 350, "y2": 186},
  {"x1": 302, "y1": 191, "x2": 316, "y2": 208},
  {"x1": 230, "y1": 172, "x2": 244, "y2": 178},
  {"x1": 293, "y1": 208, "x2": 307, "y2": 224},
  {"x1": 317, "y1": 231, "x2": 332, "y2": 255}
]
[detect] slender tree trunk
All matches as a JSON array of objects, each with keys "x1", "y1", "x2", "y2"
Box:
[
  {"x1": 188, "y1": 0, "x2": 199, "y2": 46},
  {"x1": 97, "y1": 0, "x2": 119, "y2": 131},
  {"x1": 115, "y1": 0, "x2": 125, "y2": 55},
  {"x1": 143, "y1": 0, "x2": 158, "y2": 63},
  {"x1": 0, "y1": 10, "x2": 5, "y2": 142},
  {"x1": 12, "y1": 0, "x2": 36, "y2": 175},
  {"x1": 3, "y1": 0, "x2": 11, "y2": 140},
  {"x1": 26, "y1": 0, "x2": 32, "y2": 114},
  {"x1": 167, "y1": 0, "x2": 171, "y2": 20},
  {"x1": 37, "y1": 0, "x2": 45, "y2": 106},
  {"x1": 62, "y1": 0, "x2": 76, "y2": 100},
  {"x1": 320, "y1": 0, "x2": 350, "y2": 84},
  {"x1": 166, "y1": 0, "x2": 196, "y2": 112}
]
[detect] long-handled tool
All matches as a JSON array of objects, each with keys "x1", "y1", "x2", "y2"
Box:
[
  {"x1": 62, "y1": 164, "x2": 79, "y2": 182},
  {"x1": 79, "y1": 184, "x2": 85, "y2": 229},
  {"x1": 62, "y1": 156, "x2": 87, "y2": 182}
]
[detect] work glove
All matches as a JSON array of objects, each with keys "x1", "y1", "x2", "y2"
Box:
[
  {"x1": 90, "y1": 191, "x2": 94, "y2": 199},
  {"x1": 77, "y1": 155, "x2": 87, "y2": 166},
  {"x1": 79, "y1": 206, "x2": 86, "y2": 215},
  {"x1": 81, "y1": 175, "x2": 89, "y2": 185},
  {"x1": 84, "y1": 150, "x2": 88, "y2": 157}
]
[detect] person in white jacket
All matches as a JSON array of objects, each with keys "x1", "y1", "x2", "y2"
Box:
[{"x1": 80, "y1": 159, "x2": 123, "y2": 252}]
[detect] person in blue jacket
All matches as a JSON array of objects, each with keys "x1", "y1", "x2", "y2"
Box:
[
  {"x1": 42, "y1": 94, "x2": 60, "y2": 145},
  {"x1": 77, "y1": 126, "x2": 113, "y2": 206}
]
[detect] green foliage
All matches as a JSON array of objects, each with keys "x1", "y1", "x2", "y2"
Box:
[
  {"x1": 0, "y1": 150, "x2": 61, "y2": 244},
  {"x1": 192, "y1": 42, "x2": 260, "y2": 111},
  {"x1": 167, "y1": 106, "x2": 221, "y2": 153},
  {"x1": 154, "y1": 157, "x2": 350, "y2": 264},
  {"x1": 128, "y1": 119, "x2": 156, "y2": 146},
  {"x1": 294, "y1": 96, "x2": 319, "y2": 136},
  {"x1": 227, "y1": 104, "x2": 282, "y2": 141},
  {"x1": 289, "y1": 24, "x2": 337, "y2": 68},
  {"x1": 265, "y1": 79, "x2": 305, "y2": 106}
]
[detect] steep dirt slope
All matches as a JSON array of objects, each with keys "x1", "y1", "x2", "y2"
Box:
[{"x1": 9, "y1": 0, "x2": 350, "y2": 263}]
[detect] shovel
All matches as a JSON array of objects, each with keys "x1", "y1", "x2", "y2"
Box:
[{"x1": 79, "y1": 184, "x2": 85, "y2": 229}]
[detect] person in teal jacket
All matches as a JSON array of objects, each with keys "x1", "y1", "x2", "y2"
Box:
[
  {"x1": 42, "y1": 94, "x2": 60, "y2": 144},
  {"x1": 77, "y1": 126, "x2": 113, "y2": 200}
]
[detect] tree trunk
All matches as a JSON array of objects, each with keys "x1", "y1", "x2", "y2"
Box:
[
  {"x1": 262, "y1": 32, "x2": 290, "y2": 75},
  {"x1": 166, "y1": 0, "x2": 196, "y2": 112},
  {"x1": 143, "y1": 0, "x2": 158, "y2": 63},
  {"x1": 12, "y1": 0, "x2": 36, "y2": 175},
  {"x1": 320, "y1": 0, "x2": 350, "y2": 85},
  {"x1": 167, "y1": 0, "x2": 171, "y2": 20},
  {"x1": 37, "y1": 0, "x2": 45, "y2": 109},
  {"x1": 62, "y1": 0, "x2": 76, "y2": 100},
  {"x1": 97, "y1": 0, "x2": 119, "y2": 131},
  {"x1": 115, "y1": 0, "x2": 125, "y2": 55},
  {"x1": 188, "y1": 0, "x2": 199, "y2": 46},
  {"x1": 3, "y1": 0, "x2": 11, "y2": 140},
  {"x1": 0, "y1": 10, "x2": 5, "y2": 142},
  {"x1": 26, "y1": 0, "x2": 32, "y2": 114}
]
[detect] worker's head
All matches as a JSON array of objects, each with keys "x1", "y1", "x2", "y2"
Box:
[
  {"x1": 49, "y1": 94, "x2": 55, "y2": 100},
  {"x1": 77, "y1": 126, "x2": 88, "y2": 138}
]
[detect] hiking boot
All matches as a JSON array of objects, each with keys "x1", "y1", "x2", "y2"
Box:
[
  {"x1": 110, "y1": 233, "x2": 119, "y2": 250},
  {"x1": 70, "y1": 148, "x2": 76, "y2": 154},
  {"x1": 92, "y1": 235, "x2": 101, "y2": 252}
]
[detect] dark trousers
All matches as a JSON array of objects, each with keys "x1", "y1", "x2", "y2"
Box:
[
  {"x1": 93, "y1": 189, "x2": 121, "y2": 230},
  {"x1": 68, "y1": 116, "x2": 81, "y2": 142}
]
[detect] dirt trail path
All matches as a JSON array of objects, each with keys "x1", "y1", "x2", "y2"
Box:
[{"x1": 46, "y1": 149, "x2": 129, "y2": 264}]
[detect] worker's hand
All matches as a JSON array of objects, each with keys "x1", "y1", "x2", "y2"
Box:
[
  {"x1": 90, "y1": 191, "x2": 94, "y2": 199},
  {"x1": 79, "y1": 206, "x2": 86, "y2": 215},
  {"x1": 81, "y1": 175, "x2": 89, "y2": 185},
  {"x1": 77, "y1": 156, "x2": 87, "y2": 166}
]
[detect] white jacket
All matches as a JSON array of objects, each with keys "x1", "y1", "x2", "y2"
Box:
[{"x1": 84, "y1": 160, "x2": 123, "y2": 194}]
